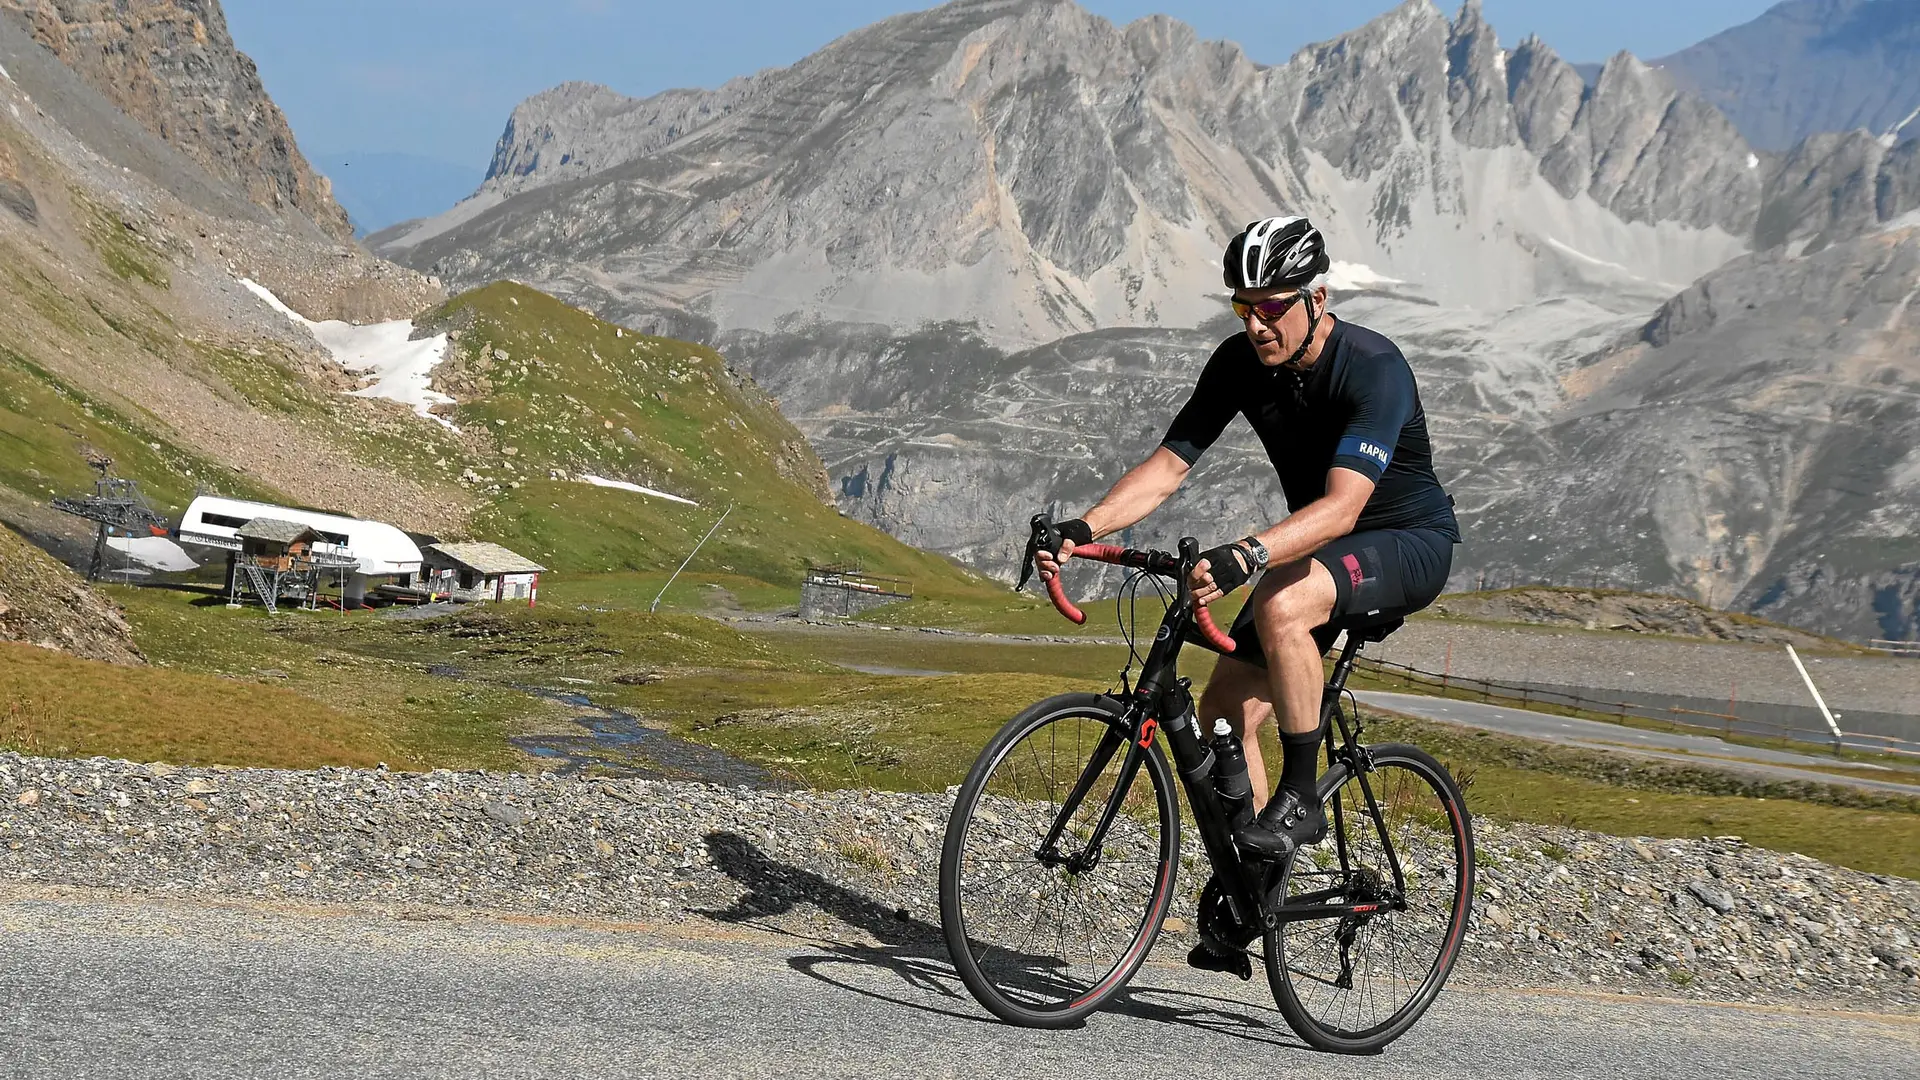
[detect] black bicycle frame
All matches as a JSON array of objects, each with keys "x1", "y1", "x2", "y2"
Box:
[{"x1": 1033, "y1": 537, "x2": 1406, "y2": 931}]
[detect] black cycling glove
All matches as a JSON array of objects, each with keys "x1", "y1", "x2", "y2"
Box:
[
  {"x1": 1019, "y1": 515, "x2": 1095, "y2": 591},
  {"x1": 1197, "y1": 542, "x2": 1254, "y2": 596}
]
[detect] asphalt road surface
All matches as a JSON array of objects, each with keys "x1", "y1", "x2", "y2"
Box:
[
  {"x1": 2, "y1": 889, "x2": 1915, "y2": 1079},
  {"x1": 1356, "y1": 691, "x2": 1920, "y2": 797}
]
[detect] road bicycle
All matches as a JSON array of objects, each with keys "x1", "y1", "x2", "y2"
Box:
[{"x1": 938, "y1": 516, "x2": 1475, "y2": 1053}]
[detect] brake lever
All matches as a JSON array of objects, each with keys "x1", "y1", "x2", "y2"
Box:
[{"x1": 1017, "y1": 513, "x2": 1060, "y2": 592}]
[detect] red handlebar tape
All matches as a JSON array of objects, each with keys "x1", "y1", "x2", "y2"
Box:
[{"x1": 1043, "y1": 544, "x2": 1236, "y2": 652}]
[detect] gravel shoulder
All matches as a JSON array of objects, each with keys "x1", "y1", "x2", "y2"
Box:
[
  {"x1": 1, "y1": 751, "x2": 1914, "y2": 1015},
  {"x1": 4, "y1": 884, "x2": 1918, "y2": 1079}
]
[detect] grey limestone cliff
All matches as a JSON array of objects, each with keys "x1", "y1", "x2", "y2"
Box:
[{"x1": 0, "y1": 0, "x2": 353, "y2": 238}]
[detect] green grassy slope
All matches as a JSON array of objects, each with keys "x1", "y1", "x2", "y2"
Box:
[{"x1": 419, "y1": 282, "x2": 1005, "y2": 600}]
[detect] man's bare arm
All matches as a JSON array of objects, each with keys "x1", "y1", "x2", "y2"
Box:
[
  {"x1": 1037, "y1": 447, "x2": 1190, "y2": 579},
  {"x1": 1082, "y1": 447, "x2": 1192, "y2": 537},
  {"x1": 1189, "y1": 467, "x2": 1375, "y2": 603},
  {"x1": 1249, "y1": 467, "x2": 1374, "y2": 566}
]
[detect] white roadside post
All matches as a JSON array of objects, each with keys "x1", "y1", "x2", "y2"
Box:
[{"x1": 1785, "y1": 644, "x2": 1845, "y2": 753}]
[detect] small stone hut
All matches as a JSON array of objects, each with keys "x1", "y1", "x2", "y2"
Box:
[
  {"x1": 236, "y1": 518, "x2": 320, "y2": 570},
  {"x1": 422, "y1": 542, "x2": 547, "y2": 604}
]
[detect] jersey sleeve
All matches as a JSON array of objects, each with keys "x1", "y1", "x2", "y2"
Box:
[
  {"x1": 1330, "y1": 347, "x2": 1416, "y2": 482},
  {"x1": 1159, "y1": 341, "x2": 1243, "y2": 465}
]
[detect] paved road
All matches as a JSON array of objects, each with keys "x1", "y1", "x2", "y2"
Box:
[
  {"x1": 1356, "y1": 691, "x2": 1920, "y2": 796},
  {"x1": 2, "y1": 890, "x2": 1915, "y2": 1079}
]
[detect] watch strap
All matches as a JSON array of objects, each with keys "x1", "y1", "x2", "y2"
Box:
[{"x1": 1237, "y1": 536, "x2": 1270, "y2": 571}]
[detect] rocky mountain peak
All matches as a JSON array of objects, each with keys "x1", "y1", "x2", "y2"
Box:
[
  {"x1": 0, "y1": 0, "x2": 352, "y2": 238},
  {"x1": 1446, "y1": 0, "x2": 1515, "y2": 148},
  {"x1": 1656, "y1": 0, "x2": 1920, "y2": 152}
]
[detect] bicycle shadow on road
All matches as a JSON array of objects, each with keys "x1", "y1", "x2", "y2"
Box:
[{"x1": 695, "y1": 829, "x2": 1313, "y2": 1048}]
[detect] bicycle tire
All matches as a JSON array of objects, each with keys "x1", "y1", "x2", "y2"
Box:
[
  {"x1": 1263, "y1": 743, "x2": 1474, "y2": 1054},
  {"x1": 939, "y1": 693, "x2": 1181, "y2": 1028}
]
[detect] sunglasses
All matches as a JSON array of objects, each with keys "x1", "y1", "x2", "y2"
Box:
[{"x1": 1231, "y1": 292, "x2": 1308, "y2": 322}]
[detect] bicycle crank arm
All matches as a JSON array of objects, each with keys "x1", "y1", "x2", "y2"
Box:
[{"x1": 1159, "y1": 709, "x2": 1270, "y2": 925}]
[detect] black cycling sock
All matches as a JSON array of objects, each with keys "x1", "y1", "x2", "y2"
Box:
[{"x1": 1278, "y1": 727, "x2": 1323, "y2": 801}]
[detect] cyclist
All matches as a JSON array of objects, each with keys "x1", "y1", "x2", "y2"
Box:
[{"x1": 1034, "y1": 214, "x2": 1460, "y2": 893}]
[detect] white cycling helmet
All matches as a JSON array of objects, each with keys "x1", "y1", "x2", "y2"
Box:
[{"x1": 1222, "y1": 216, "x2": 1330, "y2": 291}]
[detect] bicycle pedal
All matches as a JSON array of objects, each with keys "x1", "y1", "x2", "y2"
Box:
[{"x1": 1186, "y1": 941, "x2": 1253, "y2": 981}]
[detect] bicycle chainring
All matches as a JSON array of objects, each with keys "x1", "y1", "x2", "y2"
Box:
[{"x1": 1197, "y1": 875, "x2": 1259, "y2": 951}]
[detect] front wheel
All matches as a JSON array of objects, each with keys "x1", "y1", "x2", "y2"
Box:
[
  {"x1": 1264, "y1": 743, "x2": 1474, "y2": 1054},
  {"x1": 939, "y1": 693, "x2": 1181, "y2": 1028}
]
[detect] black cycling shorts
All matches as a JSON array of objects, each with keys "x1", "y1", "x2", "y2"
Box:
[{"x1": 1197, "y1": 528, "x2": 1455, "y2": 664}]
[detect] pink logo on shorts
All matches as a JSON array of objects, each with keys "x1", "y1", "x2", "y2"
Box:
[{"x1": 1341, "y1": 553, "x2": 1364, "y2": 588}]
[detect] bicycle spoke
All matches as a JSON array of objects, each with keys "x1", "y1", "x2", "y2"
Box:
[
  {"x1": 1269, "y1": 751, "x2": 1468, "y2": 1047},
  {"x1": 949, "y1": 709, "x2": 1173, "y2": 1016}
]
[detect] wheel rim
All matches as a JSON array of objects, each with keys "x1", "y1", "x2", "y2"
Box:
[
  {"x1": 1274, "y1": 757, "x2": 1467, "y2": 1039},
  {"x1": 952, "y1": 712, "x2": 1173, "y2": 1013}
]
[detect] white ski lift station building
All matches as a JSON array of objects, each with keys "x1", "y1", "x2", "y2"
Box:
[{"x1": 177, "y1": 495, "x2": 423, "y2": 603}]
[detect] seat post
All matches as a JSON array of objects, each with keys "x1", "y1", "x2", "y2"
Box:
[{"x1": 1325, "y1": 631, "x2": 1365, "y2": 697}]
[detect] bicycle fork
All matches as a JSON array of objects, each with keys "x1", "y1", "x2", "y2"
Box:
[{"x1": 1034, "y1": 688, "x2": 1270, "y2": 933}]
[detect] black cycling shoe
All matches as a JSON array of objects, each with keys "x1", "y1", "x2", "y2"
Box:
[
  {"x1": 1233, "y1": 788, "x2": 1328, "y2": 861},
  {"x1": 1186, "y1": 939, "x2": 1253, "y2": 981}
]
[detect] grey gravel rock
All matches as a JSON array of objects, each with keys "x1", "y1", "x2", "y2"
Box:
[
  {"x1": 481, "y1": 801, "x2": 529, "y2": 828},
  {"x1": 0, "y1": 751, "x2": 1913, "y2": 1011},
  {"x1": 1688, "y1": 881, "x2": 1738, "y2": 915}
]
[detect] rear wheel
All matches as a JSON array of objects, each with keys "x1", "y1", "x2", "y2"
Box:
[
  {"x1": 1264, "y1": 743, "x2": 1473, "y2": 1054},
  {"x1": 940, "y1": 693, "x2": 1180, "y2": 1028}
]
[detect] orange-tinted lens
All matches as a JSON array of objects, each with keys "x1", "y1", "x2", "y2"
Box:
[{"x1": 1233, "y1": 296, "x2": 1299, "y2": 322}]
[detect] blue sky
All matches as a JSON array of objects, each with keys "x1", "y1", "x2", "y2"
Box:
[{"x1": 226, "y1": 0, "x2": 1780, "y2": 172}]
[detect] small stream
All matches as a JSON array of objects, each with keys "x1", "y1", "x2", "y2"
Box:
[{"x1": 428, "y1": 666, "x2": 785, "y2": 788}]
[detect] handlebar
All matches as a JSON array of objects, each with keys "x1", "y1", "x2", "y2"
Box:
[{"x1": 1032, "y1": 531, "x2": 1236, "y2": 654}]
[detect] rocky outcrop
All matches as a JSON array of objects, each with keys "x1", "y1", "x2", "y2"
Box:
[
  {"x1": 1754, "y1": 131, "x2": 1920, "y2": 251},
  {"x1": 1551, "y1": 220, "x2": 1920, "y2": 641},
  {"x1": 0, "y1": 0, "x2": 352, "y2": 238},
  {"x1": 481, "y1": 78, "x2": 773, "y2": 202},
  {"x1": 0, "y1": 526, "x2": 142, "y2": 664}
]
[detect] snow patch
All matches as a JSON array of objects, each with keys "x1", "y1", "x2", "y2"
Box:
[
  {"x1": 1882, "y1": 103, "x2": 1920, "y2": 149},
  {"x1": 1881, "y1": 209, "x2": 1920, "y2": 234},
  {"x1": 579, "y1": 474, "x2": 698, "y2": 506},
  {"x1": 1327, "y1": 260, "x2": 1402, "y2": 291},
  {"x1": 0, "y1": 64, "x2": 11, "y2": 84},
  {"x1": 240, "y1": 278, "x2": 457, "y2": 429},
  {"x1": 1746, "y1": 153, "x2": 1759, "y2": 170},
  {"x1": 108, "y1": 536, "x2": 198, "y2": 572}
]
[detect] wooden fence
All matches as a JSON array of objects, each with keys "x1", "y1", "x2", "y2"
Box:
[{"x1": 1352, "y1": 655, "x2": 1920, "y2": 759}]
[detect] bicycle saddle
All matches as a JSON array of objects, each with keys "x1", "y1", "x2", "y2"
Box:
[{"x1": 1348, "y1": 617, "x2": 1405, "y2": 644}]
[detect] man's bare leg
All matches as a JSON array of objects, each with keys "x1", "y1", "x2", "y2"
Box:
[
  {"x1": 1195, "y1": 654, "x2": 1274, "y2": 808},
  {"x1": 1249, "y1": 559, "x2": 1339, "y2": 802}
]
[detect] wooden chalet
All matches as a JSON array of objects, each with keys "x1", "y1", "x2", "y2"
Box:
[{"x1": 421, "y1": 542, "x2": 547, "y2": 604}]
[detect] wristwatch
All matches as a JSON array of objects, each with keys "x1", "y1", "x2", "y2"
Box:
[{"x1": 1237, "y1": 536, "x2": 1270, "y2": 571}]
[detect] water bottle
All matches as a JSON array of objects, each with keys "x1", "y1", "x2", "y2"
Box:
[{"x1": 1210, "y1": 718, "x2": 1255, "y2": 830}]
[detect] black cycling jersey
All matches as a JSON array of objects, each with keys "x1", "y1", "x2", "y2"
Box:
[{"x1": 1160, "y1": 319, "x2": 1460, "y2": 540}]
